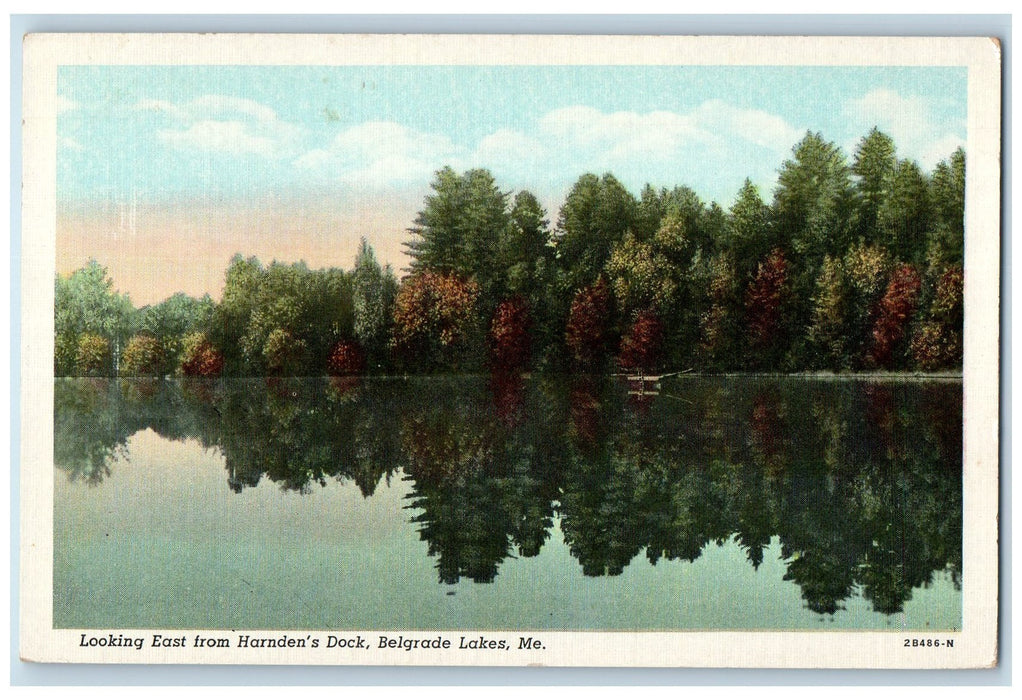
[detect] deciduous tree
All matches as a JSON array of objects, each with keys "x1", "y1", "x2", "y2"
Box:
[
  {"x1": 617, "y1": 311, "x2": 664, "y2": 373},
  {"x1": 743, "y1": 249, "x2": 789, "y2": 369},
  {"x1": 488, "y1": 297, "x2": 532, "y2": 372},
  {"x1": 327, "y1": 339, "x2": 367, "y2": 376},
  {"x1": 911, "y1": 266, "x2": 963, "y2": 370},
  {"x1": 868, "y1": 264, "x2": 922, "y2": 369},
  {"x1": 75, "y1": 333, "x2": 112, "y2": 377},
  {"x1": 120, "y1": 334, "x2": 164, "y2": 376},
  {"x1": 565, "y1": 278, "x2": 615, "y2": 369},
  {"x1": 180, "y1": 332, "x2": 225, "y2": 377},
  {"x1": 392, "y1": 272, "x2": 481, "y2": 371}
]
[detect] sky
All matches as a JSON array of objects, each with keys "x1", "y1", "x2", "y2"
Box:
[{"x1": 56, "y1": 65, "x2": 967, "y2": 305}]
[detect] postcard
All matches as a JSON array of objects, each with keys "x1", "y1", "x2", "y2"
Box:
[{"x1": 19, "y1": 33, "x2": 1001, "y2": 667}]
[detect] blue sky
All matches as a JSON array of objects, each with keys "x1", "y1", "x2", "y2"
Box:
[
  {"x1": 58, "y1": 64, "x2": 967, "y2": 208},
  {"x1": 55, "y1": 64, "x2": 967, "y2": 303}
]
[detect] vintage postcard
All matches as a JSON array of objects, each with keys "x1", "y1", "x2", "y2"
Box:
[{"x1": 20, "y1": 34, "x2": 1001, "y2": 668}]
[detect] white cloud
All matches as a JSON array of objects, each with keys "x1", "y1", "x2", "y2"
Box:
[
  {"x1": 846, "y1": 89, "x2": 931, "y2": 133},
  {"x1": 187, "y1": 95, "x2": 278, "y2": 124},
  {"x1": 476, "y1": 103, "x2": 801, "y2": 202},
  {"x1": 538, "y1": 106, "x2": 711, "y2": 160},
  {"x1": 289, "y1": 101, "x2": 803, "y2": 205},
  {"x1": 328, "y1": 121, "x2": 458, "y2": 166},
  {"x1": 473, "y1": 129, "x2": 546, "y2": 164},
  {"x1": 158, "y1": 120, "x2": 279, "y2": 157},
  {"x1": 920, "y1": 133, "x2": 966, "y2": 168},
  {"x1": 139, "y1": 95, "x2": 304, "y2": 159},
  {"x1": 691, "y1": 100, "x2": 803, "y2": 155},
  {"x1": 843, "y1": 88, "x2": 965, "y2": 169},
  {"x1": 295, "y1": 121, "x2": 465, "y2": 189},
  {"x1": 137, "y1": 98, "x2": 189, "y2": 122}
]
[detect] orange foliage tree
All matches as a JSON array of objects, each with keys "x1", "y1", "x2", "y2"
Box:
[{"x1": 391, "y1": 272, "x2": 481, "y2": 371}]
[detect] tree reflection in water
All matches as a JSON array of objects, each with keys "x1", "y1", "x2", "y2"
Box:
[{"x1": 55, "y1": 374, "x2": 962, "y2": 616}]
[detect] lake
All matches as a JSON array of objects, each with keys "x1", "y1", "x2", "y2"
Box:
[{"x1": 53, "y1": 375, "x2": 962, "y2": 631}]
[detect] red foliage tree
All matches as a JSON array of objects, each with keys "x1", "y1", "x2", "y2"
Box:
[
  {"x1": 327, "y1": 339, "x2": 366, "y2": 376},
  {"x1": 180, "y1": 333, "x2": 224, "y2": 377},
  {"x1": 565, "y1": 278, "x2": 613, "y2": 368},
  {"x1": 868, "y1": 264, "x2": 922, "y2": 369},
  {"x1": 488, "y1": 297, "x2": 532, "y2": 371},
  {"x1": 744, "y1": 248, "x2": 788, "y2": 362},
  {"x1": 617, "y1": 310, "x2": 664, "y2": 372}
]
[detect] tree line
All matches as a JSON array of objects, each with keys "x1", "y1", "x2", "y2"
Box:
[{"x1": 55, "y1": 128, "x2": 965, "y2": 377}]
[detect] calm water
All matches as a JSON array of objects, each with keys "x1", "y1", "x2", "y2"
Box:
[{"x1": 54, "y1": 375, "x2": 962, "y2": 631}]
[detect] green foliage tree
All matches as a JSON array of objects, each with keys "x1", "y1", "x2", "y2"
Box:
[
  {"x1": 773, "y1": 132, "x2": 856, "y2": 262},
  {"x1": 55, "y1": 131, "x2": 967, "y2": 379},
  {"x1": 352, "y1": 239, "x2": 398, "y2": 372},
  {"x1": 120, "y1": 334, "x2": 164, "y2": 376},
  {"x1": 554, "y1": 173, "x2": 637, "y2": 289},
  {"x1": 698, "y1": 254, "x2": 741, "y2": 370},
  {"x1": 771, "y1": 133, "x2": 856, "y2": 366},
  {"x1": 499, "y1": 191, "x2": 554, "y2": 301},
  {"x1": 725, "y1": 179, "x2": 774, "y2": 280},
  {"x1": 878, "y1": 159, "x2": 931, "y2": 264},
  {"x1": 927, "y1": 148, "x2": 966, "y2": 268},
  {"x1": 911, "y1": 266, "x2": 964, "y2": 370},
  {"x1": 75, "y1": 333, "x2": 112, "y2": 376},
  {"x1": 851, "y1": 127, "x2": 897, "y2": 245},
  {"x1": 136, "y1": 292, "x2": 215, "y2": 374},
  {"x1": 807, "y1": 256, "x2": 850, "y2": 369},
  {"x1": 405, "y1": 167, "x2": 510, "y2": 312},
  {"x1": 211, "y1": 255, "x2": 264, "y2": 374},
  {"x1": 604, "y1": 233, "x2": 678, "y2": 319},
  {"x1": 54, "y1": 260, "x2": 134, "y2": 375},
  {"x1": 213, "y1": 258, "x2": 352, "y2": 376},
  {"x1": 842, "y1": 243, "x2": 892, "y2": 368}
]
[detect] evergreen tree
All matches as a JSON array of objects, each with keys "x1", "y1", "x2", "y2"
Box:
[
  {"x1": 352, "y1": 238, "x2": 398, "y2": 371},
  {"x1": 772, "y1": 132, "x2": 856, "y2": 364},
  {"x1": 725, "y1": 179, "x2": 773, "y2": 281},
  {"x1": 555, "y1": 173, "x2": 637, "y2": 289},
  {"x1": 773, "y1": 132, "x2": 856, "y2": 264},
  {"x1": 878, "y1": 159, "x2": 931, "y2": 264},
  {"x1": 927, "y1": 148, "x2": 966, "y2": 267},
  {"x1": 851, "y1": 128, "x2": 897, "y2": 245},
  {"x1": 405, "y1": 167, "x2": 510, "y2": 313}
]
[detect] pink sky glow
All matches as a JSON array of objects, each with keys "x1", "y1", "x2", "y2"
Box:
[{"x1": 57, "y1": 193, "x2": 423, "y2": 306}]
